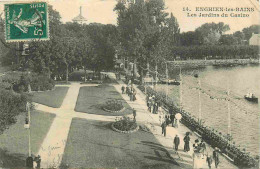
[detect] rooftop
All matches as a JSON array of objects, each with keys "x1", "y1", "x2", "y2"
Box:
[{"x1": 72, "y1": 6, "x2": 87, "y2": 23}]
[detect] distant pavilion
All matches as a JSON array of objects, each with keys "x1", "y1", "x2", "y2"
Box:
[{"x1": 72, "y1": 6, "x2": 87, "y2": 25}]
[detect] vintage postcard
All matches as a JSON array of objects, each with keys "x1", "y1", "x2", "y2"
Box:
[{"x1": 0, "y1": 0, "x2": 259, "y2": 168}]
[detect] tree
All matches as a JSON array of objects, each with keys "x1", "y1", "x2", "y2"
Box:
[
  {"x1": 114, "y1": 0, "x2": 178, "y2": 81},
  {"x1": 195, "y1": 22, "x2": 230, "y2": 45},
  {"x1": 180, "y1": 31, "x2": 203, "y2": 46},
  {"x1": 242, "y1": 25, "x2": 260, "y2": 42},
  {"x1": 85, "y1": 23, "x2": 117, "y2": 74},
  {"x1": 233, "y1": 31, "x2": 245, "y2": 45},
  {"x1": 219, "y1": 34, "x2": 237, "y2": 45}
]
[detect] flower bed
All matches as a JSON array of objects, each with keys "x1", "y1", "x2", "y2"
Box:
[
  {"x1": 111, "y1": 116, "x2": 138, "y2": 133},
  {"x1": 103, "y1": 99, "x2": 125, "y2": 113}
]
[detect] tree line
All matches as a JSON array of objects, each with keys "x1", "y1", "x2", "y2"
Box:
[
  {"x1": 0, "y1": 6, "x2": 118, "y2": 82},
  {"x1": 0, "y1": 1, "x2": 259, "y2": 81},
  {"x1": 114, "y1": 0, "x2": 260, "y2": 80}
]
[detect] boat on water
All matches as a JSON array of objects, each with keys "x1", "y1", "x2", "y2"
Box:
[
  {"x1": 160, "y1": 78, "x2": 180, "y2": 85},
  {"x1": 244, "y1": 93, "x2": 258, "y2": 103}
]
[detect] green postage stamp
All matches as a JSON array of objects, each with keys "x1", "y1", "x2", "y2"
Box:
[{"x1": 4, "y1": 2, "x2": 49, "y2": 42}]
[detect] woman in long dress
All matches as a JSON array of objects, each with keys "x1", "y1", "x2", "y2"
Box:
[
  {"x1": 192, "y1": 146, "x2": 204, "y2": 168},
  {"x1": 158, "y1": 106, "x2": 163, "y2": 125}
]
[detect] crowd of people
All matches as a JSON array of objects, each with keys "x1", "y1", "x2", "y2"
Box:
[
  {"x1": 180, "y1": 110, "x2": 258, "y2": 168},
  {"x1": 121, "y1": 82, "x2": 137, "y2": 102},
  {"x1": 136, "y1": 84, "x2": 258, "y2": 168}
]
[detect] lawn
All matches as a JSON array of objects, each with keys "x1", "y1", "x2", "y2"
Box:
[
  {"x1": 75, "y1": 85, "x2": 132, "y2": 116},
  {"x1": 32, "y1": 87, "x2": 69, "y2": 108},
  {"x1": 0, "y1": 110, "x2": 55, "y2": 168},
  {"x1": 61, "y1": 118, "x2": 189, "y2": 169}
]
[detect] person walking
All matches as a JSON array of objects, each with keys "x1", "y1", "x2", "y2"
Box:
[
  {"x1": 161, "y1": 121, "x2": 167, "y2": 137},
  {"x1": 148, "y1": 99, "x2": 152, "y2": 112},
  {"x1": 34, "y1": 155, "x2": 41, "y2": 169},
  {"x1": 146, "y1": 94, "x2": 150, "y2": 106},
  {"x1": 133, "y1": 90, "x2": 137, "y2": 101},
  {"x1": 159, "y1": 110, "x2": 163, "y2": 125},
  {"x1": 133, "y1": 108, "x2": 136, "y2": 121},
  {"x1": 152, "y1": 102, "x2": 157, "y2": 114},
  {"x1": 206, "y1": 154, "x2": 213, "y2": 169},
  {"x1": 175, "y1": 113, "x2": 182, "y2": 128},
  {"x1": 130, "y1": 90, "x2": 133, "y2": 101},
  {"x1": 174, "y1": 135, "x2": 180, "y2": 151},
  {"x1": 183, "y1": 133, "x2": 190, "y2": 152},
  {"x1": 126, "y1": 86, "x2": 130, "y2": 96},
  {"x1": 121, "y1": 85, "x2": 125, "y2": 94},
  {"x1": 200, "y1": 140, "x2": 207, "y2": 158},
  {"x1": 213, "y1": 147, "x2": 220, "y2": 168},
  {"x1": 170, "y1": 113, "x2": 175, "y2": 127}
]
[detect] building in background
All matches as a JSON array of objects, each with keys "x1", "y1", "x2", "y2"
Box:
[
  {"x1": 249, "y1": 33, "x2": 260, "y2": 46},
  {"x1": 72, "y1": 6, "x2": 87, "y2": 25}
]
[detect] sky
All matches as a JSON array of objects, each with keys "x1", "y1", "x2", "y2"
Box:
[{"x1": 0, "y1": 0, "x2": 259, "y2": 33}]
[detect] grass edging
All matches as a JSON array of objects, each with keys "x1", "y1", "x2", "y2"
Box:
[{"x1": 103, "y1": 106, "x2": 126, "y2": 113}]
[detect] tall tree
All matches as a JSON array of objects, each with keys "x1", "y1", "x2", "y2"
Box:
[
  {"x1": 114, "y1": 0, "x2": 177, "y2": 81},
  {"x1": 195, "y1": 22, "x2": 230, "y2": 45},
  {"x1": 242, "y1": 25, "x2": 260, "y2": 42}
]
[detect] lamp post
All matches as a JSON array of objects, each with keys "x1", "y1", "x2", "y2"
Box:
[
  {"x1": 165, "y1": 62, "x2": 168, "y2": 97},
  {"x1": 179, "y1": 66, "x2": 182, "y2": 113},
  {"x1": 198, "y1": 79, "x2": 202, "y2": 124}
]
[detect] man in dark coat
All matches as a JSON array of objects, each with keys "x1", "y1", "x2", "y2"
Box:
[
  {"x1": 213, "y1": 147, "x2": 220, "y2": 168},
  {"x1": 126, "y1": 86, "x2": 130, "y2": 96},
  {"x1": 121, "y1": 86, "x2": 125, "y2": 94},
  {"x1": 183, "y1": 134, "x2": 190, "y2": 152},
  {"x1": 170, "y1": 113, "x2": 175, "y2": 127},
  {"x1": 133, "y1": 109, "x2": 136, "y2": 121},
  {"x1": 152, "y1": 102, "x2": 157, "y2": 114},
  {"x1": 206, "y1": 154, "x2": 213, "y2": 168},
  {"x1": 35, "y1": 155, "x2": 41, "y2": 169},
  {"x1": 174, "y1": 135, "x2": 180, "y2": 151},
  {"x1": 161, "y1": 121, "x2": 167, "y2": 137}
]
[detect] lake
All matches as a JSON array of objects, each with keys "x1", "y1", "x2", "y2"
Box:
[{"x1": 155, "y1": 64, "x2": 260, "y2": 156}]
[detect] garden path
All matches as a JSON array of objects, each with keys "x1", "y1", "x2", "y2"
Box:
[
  {"x1": 113, "y1": 77, "x2": 237, "y2": 169},
  {"x1": 34, "y1": 74, "x2": 236, "y2": 169},
  {"x1": 35, "y1": 83, "x2": 118, "y2": 168}
]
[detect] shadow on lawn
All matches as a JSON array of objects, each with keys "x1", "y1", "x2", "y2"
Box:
[
  {"x1": 91, "y1": 122, "x2": 112, "y2": 131},
  {"x1": 140, "y1": 141, "x2": 180, "y2": 166},
  {"x1": 0, "y1": 148, "x2": 26, "y2": 168}
]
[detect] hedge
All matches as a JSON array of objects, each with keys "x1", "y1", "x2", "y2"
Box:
[{"x1": 1, "y1": 72, "x2": 55, "y2": 92}]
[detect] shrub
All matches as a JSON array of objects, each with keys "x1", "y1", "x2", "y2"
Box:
[
  {"x1": 1, "y1": 72, "x2": 55, "y2": 92},
  {"x1": 0, "y1": 88, "x2": 30, "y2": 134},
  {"x1": 30, "y1": 74, "x2": 55, "y2": 91},
  {"x1": 113, "y1": 116, "x2": 137, "y2": 131}
]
